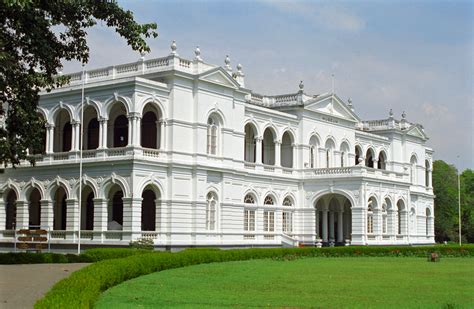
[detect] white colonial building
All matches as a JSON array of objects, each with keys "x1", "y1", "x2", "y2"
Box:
[{"x1": 0, "y1": 42, "x2": 435, "y2": 248}]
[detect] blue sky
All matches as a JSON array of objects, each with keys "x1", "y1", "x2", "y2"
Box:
[{"x1": 63, "y1": 0, "x2": 474, "y2": 171}]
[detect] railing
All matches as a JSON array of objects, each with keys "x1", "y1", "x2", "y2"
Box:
[
  {"x1": 107, "y1": 147, "x2": 127, "y2": 157},
  {"x1": 143, "y1": 148, "x2": 160, "y2": 158},
  {"x1": 52, "y1": 152, "x2": 69, "y2": 161},
  {"x1": 244, "y1": 162, "x2": 256, "y2": 169},
  {"x1": 313, "y1": 167, "x2": 352, "y2": 175},
  {"x1": 263, "y1": 165, "x2": 275, "y2": 172},
  {"x1": 63, "y1": 55, "x2": 210, "y2": 87},
  {"x1": 50, "y1": 230, "x2": 67, "y2": 240}
]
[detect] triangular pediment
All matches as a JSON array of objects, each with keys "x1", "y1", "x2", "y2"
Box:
[
  {"x1": 304, "y1": 94, "x2": 360, "y2": 122},
  {"x1": 406, "y1": 125, "x2": 428, "y2": 140},
  {"x1": 199, "y1": 67, "x2": 240, "y2": 89}
]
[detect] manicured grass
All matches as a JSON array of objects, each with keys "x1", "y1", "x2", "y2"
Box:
[{"x1": 97, "y1": 257, "x2": 474, "y2": 308}]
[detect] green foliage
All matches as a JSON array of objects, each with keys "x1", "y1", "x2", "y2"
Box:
[
  {"x1": 0, "y1": 248, "x2": 152, "y2": 264},
  {"x1": 129, "y1": 237, "x2": 154, "y2": 250},
  {"x1": 433, "y1": 160, "x2": 474, "y2": 243},
  {"x1": 0, "y1": 1, "x2": 158, "y2": 166},
  {"x1": 35, "y1": 245, "x2": 474, "y2": 308}
]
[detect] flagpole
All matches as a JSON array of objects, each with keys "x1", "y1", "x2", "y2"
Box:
[
  {"x1": 457, "y1": 155, "x2": 461, "y2": 246},
  {"x1": 78, "y1": 65, "x2": 85, "y2": 255}
]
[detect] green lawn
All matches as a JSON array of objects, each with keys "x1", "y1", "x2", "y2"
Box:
[{"x1": 96, "y1": 257, "x2": 474, "y2": 308}]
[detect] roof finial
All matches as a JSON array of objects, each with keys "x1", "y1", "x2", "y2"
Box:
[
  {"x1": 140, "y1": 51, "x2": 146, "y2": 61},
  {"x1": 237, "y1": 63, "x2": 242, "y2": 73},
  {"x1": 402, "y1": 110, "x2": 406, "y2": 119},
  {"x1": 170, "y1": 40, "x2": 178, "y2": 56},
  {"x1": 225, "y1": 55, "x2": 231, "y2": 68},
  {"x1": 389, "y1": 108, "x2": 393, "y2": 118},
  {"x1": 299, "y1": 80, "x2": 304, "y2": 90},
  {"x1": 194, "y1": 46, "x2": 202, "y2": 61},
  {"x1": 347, "y1": 98, "x2": 354, "y2": 112}
]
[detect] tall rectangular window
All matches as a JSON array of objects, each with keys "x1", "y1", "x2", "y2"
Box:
[
  {"x1": 244, "y1": 210, "x2": 255, "y2": 231},
  {"x1": 264, "y1": 211, "x2": 274, "y2": 232},
  {"x1": 282, "y1": 212, "x2": 292, "y2": 233}
]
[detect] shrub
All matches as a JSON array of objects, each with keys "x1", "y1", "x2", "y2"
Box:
[
  {"x1": 35, "y1": 245, "x2": 474, "y2": 308},
  {"x1": 0, "y1": 248, "x2": 154, "y2": 265},
  {"x1": 129, "y1": 237, "x2": 154, "y2": 250}
]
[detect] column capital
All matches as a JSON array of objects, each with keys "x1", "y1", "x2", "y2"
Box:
[
  {"x1": 274, "y1": 139, "x2": 282, "y2": 145},
  {"x1": 127, "y1": 112, "x2": 141, "y2": 119},
  {"x1": 99, "y1": 116, "x2": 108, "y2": 123},
  {"x1": 45, "y1": 123, "x2": 55, "y2": 129},
  {"x1": 255, "y1": 136, "x2": 263, "y2": 142}
]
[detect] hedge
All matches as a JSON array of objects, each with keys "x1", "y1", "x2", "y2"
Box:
[
  {"x1": 0, "y1": 248, "x2": 152, "y2": 265},
  {"x1": 35, "y1": 245, "x2": 474, "y2": 308}
]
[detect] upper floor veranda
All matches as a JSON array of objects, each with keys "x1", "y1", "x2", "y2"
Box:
[{"x1": 5, "y1": 41, "x2": 433, "y2": 192}]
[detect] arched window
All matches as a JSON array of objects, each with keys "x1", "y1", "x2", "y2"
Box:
[
  {"x1": 264, "y1": 195, "x2": 274, "y2": 205},
  {"x1": 86, "y1": 118, "x2": 99, "y2": 150},
  {"x1": 340, "y1": 142, "x2": 350, "y2": 167},
  {"x1": 141, "y1": 112, "x2": 158, "y2": 149},
  {"x1": 355, "y1": 145, "x2": 362, "y2": 165},
  {"x1": 410, "y1": 155, "x2": 418, "y2": 184},
  {"x1": 113, "y1": 115, "x2": 128, "y2": 147},
  {"x1": 53, "y1": 187, "x2": 67, "y2": 230},
  {"x1": 81, "y1": 187, "x2": 94, "y2": 231},
  {"x1": 108, "y1": 102, "x2": 128, "y2": 148},
  {"x1": 366, "y1": 148, "x2": 375, "y2": 168},
  {"x1": 243, "y1": 193, "x2": 255, "y2": 232},
  {"x1": 397, "y1": 200, "x2": 404, "y2": 235},
  {"x1": 282, "y1": 197, "x2": 293, "y2": 233},
  {"x1": 206, "y1": 192, "x2": 217, "y2": 230},
  {"x1": 142, "y1": 189, "x2": 156, "y2": 231},
  {"x1": 425, "y1": 160, "x2": 430, "y2": 187},
  {"x1": 28, "y1": 188, "x2": 41, "y2": 228},
  {"x1": 309, "y1": 135, "x2": 319, "y2": 168},
  {"x1": 5, "y1": 190, "x2": 17, "y2": 230},
  {"x1": 108, "y1": 186, "x2": 124, "y2": 230},
  {"x1": 207, "y1": 117, "x2": 218, "y2": 155},
  {"x1": 244, "y1": 194, "x2": 255, "y2": 204},
  {"x1": 83, "y1": 106, "x2": 99, "y2": 150},
  {"x1": 281, "y1": 131, "x2": 293, "y2": 168},
  {"x1": 263, "y1": 195, "x2": 275, "y2": 232},
  {"x1": 244, "y1": 124, "x2": 257, "y2": 163},
  {"x1": 382, "y1": 203, "x2": 387, "y2": 234},
  {"x1": 367, "y1": 200, "x2": 374, "y2": 234},
  {"x1": 262, "y1": 128, "x2": 276, "y2": 165},
  {"x1": 425, "y1": 208, "x2": 431, "y2": 236},
  {"x1": 325, "y1": 139, "x2": 335, "y2": 168},
  {"x1": 378, "y1": 151, "x2": 387, "y2": 170},
  {"x1": 53, "y1": 109, "x2": 72, "y2": 152}
]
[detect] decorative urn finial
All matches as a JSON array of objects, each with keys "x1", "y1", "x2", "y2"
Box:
[
  {"x1": 194, "y1": 46, "x2": 202, "y2": 61},
  {"x1": 170, "y1": 40, "x2": 178, "y2": 56},
  {"x1": 237, "y1": 63, "x2": 242, "y2": 73},
  {"x1": 224, "y1": 55, "x2": 232, "y2": 71},
  {"x1": 389, "y1": 108, "x2": 393, "y2": 118},
  {"x1": 402, "y1": 111, "x2": 406, "y2": 119},
  {"x1": 140, "y1": 51, "x2": 146, "y2": 61},
  {"x1": 299, "y1": 80, "x2": 304, "y2": 90}
]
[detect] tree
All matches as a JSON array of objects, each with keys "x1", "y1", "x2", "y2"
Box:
[
  {"x1": 0, "y1": 1, "x2": 158, "y2": 166},
  {"x1": 432, "y1": 160, "x2": 474, "y2": 243}
]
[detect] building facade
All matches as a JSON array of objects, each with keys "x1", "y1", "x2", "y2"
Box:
[{"x1": 0, "y1": 42, "x2": 435, "y2": 248}]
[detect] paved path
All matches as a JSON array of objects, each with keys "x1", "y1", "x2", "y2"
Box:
[{"x1": 0, "y1": 263, "x2": 90, "y2": 309}]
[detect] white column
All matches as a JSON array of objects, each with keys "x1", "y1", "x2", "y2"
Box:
[
  {"x1": 127, "y1": 115, "x2": 133, "y2": 147},
  {"x1": 40, "y1": 200, "x2": 53, "y2": 230},
  {"x1": 275, "y1": 140, "x2": 281, "y2": 166},
  {"x1": 373, "y1": 208, "x2": 381, "y2": 237},
  {"x1": 159, "y1": 120, "x2": 167, "y2": 151},
  {"x1": 66, "y1": 199, "x2": 79, "y2": 232},
  {"x1": 0, "y1": 200, "x2": 5, "y2": 230},
  {"x1": 255, "y1": 137, "x2": 262, "y2": 164},
  {"x1": 350, "y1": 206, "x2": 365, "y2": 245},
  {"x1": 322, "y1": 208, "x2": 328, "y2": 242},
  {"x1": 373, "y1": 158, "x2": 379, "y2": 169},
  {"x1": 93, "y1": 198, "x2": 108, "y2": 232},
  {"x1": 45, "y1": 124, "x2": 54, "y2": 154},
  {"x1": 329, "y1": 211, "x2": 335, "y2": 241},
  {"x1": 71, "y1": 121, "x2": 80, "y2": 151},
  {"x1": 122, "y1": 197, "x2": 142, "y2": 239},
  {"x1": 292, "y1": 143, "x2": 297, "y2": 168},
  {"x1": 135, "y1": 116, "x2": 141, "y2": 147},
  {"x1": 99, "y1": 119, "x2": 108, "y2": 149},
  {"x1": 16, "y1": 201, "x2": 29, "y2": 229},
  {"x1": 337, "y1": 211, "x2": 344, "y2": 242}
]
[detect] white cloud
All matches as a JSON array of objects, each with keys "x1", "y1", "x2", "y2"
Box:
[{"x1": 261, "y1": 0, "x2": 366, "y2": 33}]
